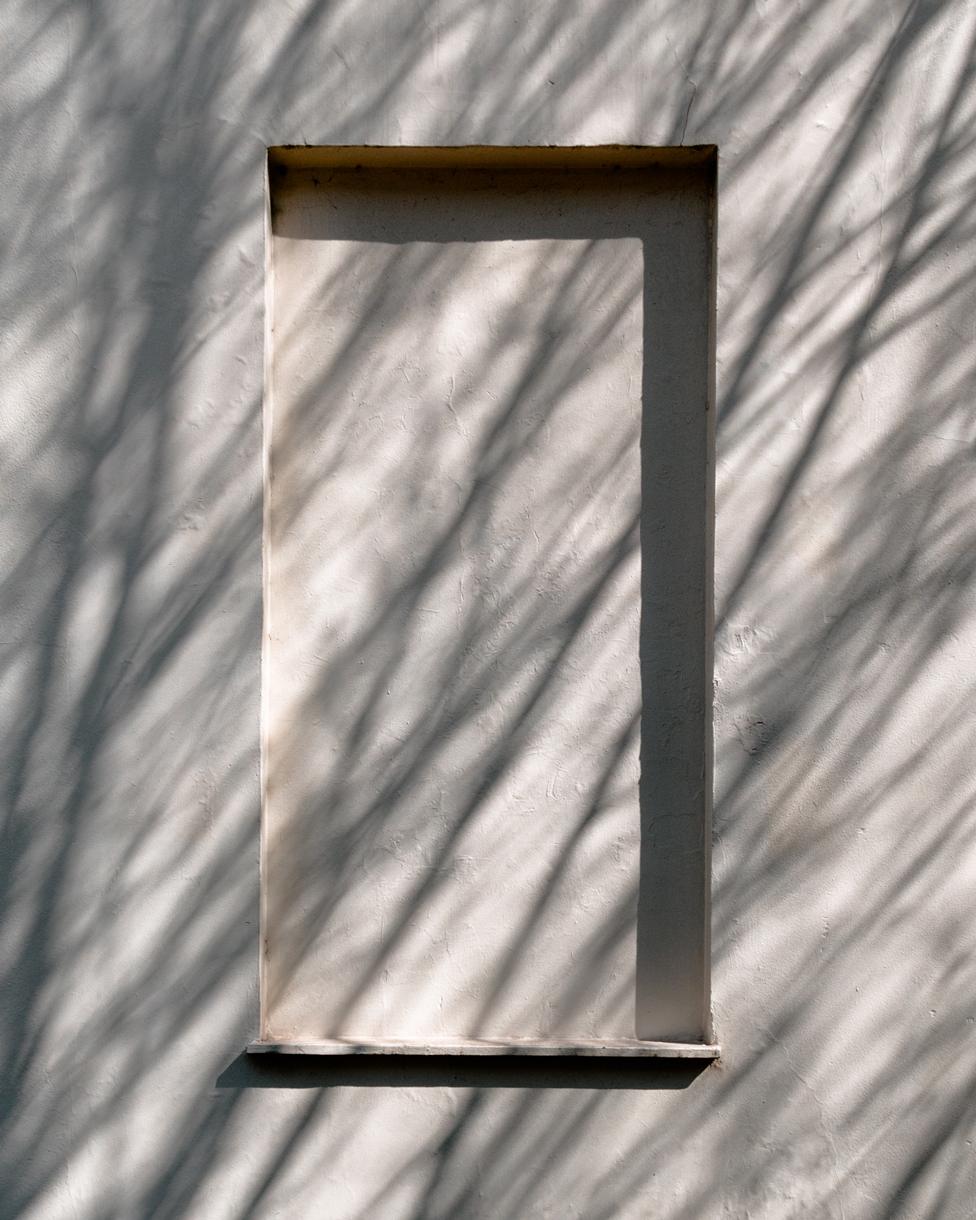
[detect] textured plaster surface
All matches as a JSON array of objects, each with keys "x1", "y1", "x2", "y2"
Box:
[{"x1": 3, "y1": 0, "x2": 976, "y2": 1217}]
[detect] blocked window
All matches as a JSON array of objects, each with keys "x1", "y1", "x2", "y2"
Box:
[{"x1": 252, "y1": 146, "x2": 717, "y2": 1056}]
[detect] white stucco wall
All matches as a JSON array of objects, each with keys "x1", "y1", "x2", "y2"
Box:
[{"x1": 2, "y1": 1, "x2": 975, "y2": 1217}]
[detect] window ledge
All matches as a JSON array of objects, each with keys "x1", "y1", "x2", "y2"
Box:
[{"x1": 247, "y1": 1038, "x2": 720, "y2": 1059}]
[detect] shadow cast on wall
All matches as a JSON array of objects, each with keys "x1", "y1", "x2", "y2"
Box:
[
  {"x1": 2, "y1": 0, "x2": 976, "y2": 1216},
  {"x1": 219, "y1": 1052, "x2": 708, "y2": 1091}
]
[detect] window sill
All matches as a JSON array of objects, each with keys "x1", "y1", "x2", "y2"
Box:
[{"x1": 247, "y1": 1038, "x2": 720, "y2": 1059}]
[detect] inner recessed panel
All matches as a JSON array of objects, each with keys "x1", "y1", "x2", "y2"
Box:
[{"x1": 265, "y1": 161, "x2": 708, "y2": 1042}]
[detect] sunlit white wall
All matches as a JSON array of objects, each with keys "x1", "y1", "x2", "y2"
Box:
[{"x1": 2, "y1": 1, "x2": 975, "y2": 1216}]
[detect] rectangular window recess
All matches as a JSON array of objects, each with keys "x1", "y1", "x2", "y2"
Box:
[{"x1": 254, "y1": 145, "x2": 717, "y2": 1059}]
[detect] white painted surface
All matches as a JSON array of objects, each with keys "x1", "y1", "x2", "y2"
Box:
[{"x1": 3, "y1": 1, "x2": 976, "y2": 1217}]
